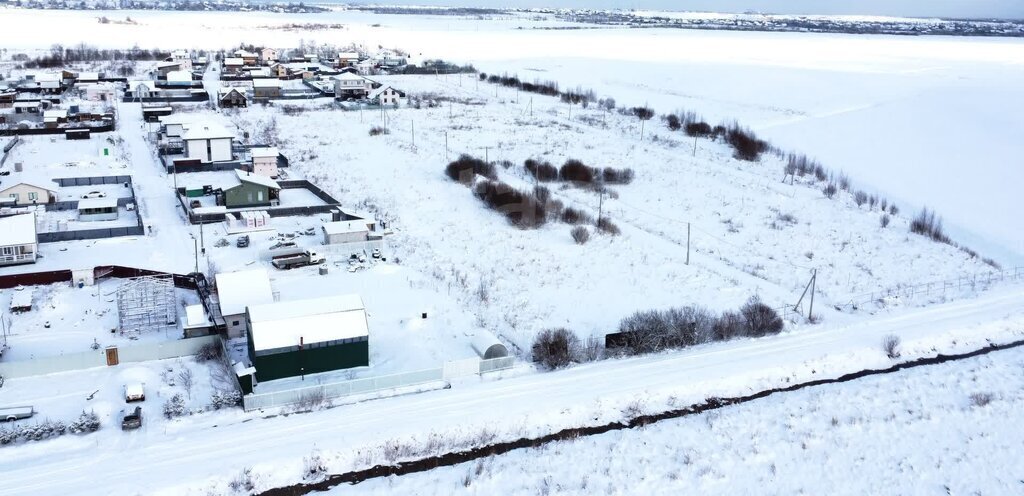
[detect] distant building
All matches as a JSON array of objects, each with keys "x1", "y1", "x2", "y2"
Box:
[
  {"x1": 332, "y1": 72, "x2": 374, "y2": 100},
  {"x1": 182, "y1": 123, "x2": 235, "y2": 163},
  {"x1": 218, "y1": 87, "x2": 248, "y2": 108},
  {"x1": 78, "y1": 197, "x2": 119, "y2": 221},
  {"x1": 222, "y1": 170, "x2": 280, "y2": 208},
  {"x1": 252, "y1": 78, "x2": 282, "y2": 99},
  {"x1": 0, "y1": 180, "x2": 57, "y2": 206},
  {"x1": 246, "y1": 294, "x2": 370, "y2": 382},
  {"x1": 368, "y1": 85, "x2": 405, "y2": 107}
]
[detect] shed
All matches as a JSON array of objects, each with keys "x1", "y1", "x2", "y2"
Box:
[
  {"x1": 215, "y1": 269, "x2": 274, "y2": 338},
  {"x1": 182, "y1": 304, "x2": 214, "y2": 338},
  {"x1": 322, "y1": 220, "x2": 369, "y2": 245},
  {"x1": 246, "y1": 294, "x2": 369, "y2": 382},
  {"x1": 471, "y1": 330, "x2": 509, "y2": 359},
  {"x1": 78, "y1": 197, "x2": 119, "y2": 221}
]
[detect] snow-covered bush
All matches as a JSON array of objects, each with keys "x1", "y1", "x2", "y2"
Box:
[
  {"x1": 531, "y1": 328, "x2": 580, "y2": 370},
  {"x1": 822, "y1": 183, "x2": 838, "y2": 199},
  {"x1": 854, "y1": 190, "x2": 868, "y2": 207},
  {"x1": 570, "y1": 226, "x2": 590, "y2": 245},
  {"x1": 68, "y1": 410, "x2": 101, "y2": 434},
  {"x1": 210, "y1": 389, "x2": 242, "y2": 410},
  {"x1": 883, "y1": 335, "x2": 901, "y2": 359},
  {"x1": 561, "y1": 207, "x2": 593, "y2": 225},
  {"x1": 304, "y1": 451, "x2": 328, "y2": 481},
  {"x1": 368, "y1": 126, "x2": 389, "y2": 136},
  {"x1": 163, "y1": 393, "x2": 187, "y2": 419},
  {"x1": 880, "y1": 214, "x2": 891, "y2": 228},
  {"x1": 713, "y1": 311, "x2": 747, "y2": 341},
  {"x1": 910, "y1": 208, "x2": 949, "y2": 244}
]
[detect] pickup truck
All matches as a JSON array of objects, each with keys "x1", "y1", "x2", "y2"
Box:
[
  {"x1": 271, "y1": 250, "x2": 325, "y2": 270},
  {"x1": 121, "y1": 406, "x2": 142, "y2": 430},
  {"x1": 0, "y1": 406, "x2": 35, "y2": 422}
]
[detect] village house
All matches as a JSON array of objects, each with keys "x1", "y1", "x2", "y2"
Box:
[
  {"x1": 0, "y1": 90, "x2": 16, "y2": 108},
  {"x1": 218, "y1": 87, "x2": 248, "y2": 108},
  {"x1": 368, "y1": 85, "x2": 405, "y2": 107},
  {"x1": 260, "y1": 47, "x2": 279, "y2": 64},
  {"x1": 0, "y1": 213, "x2": 38, "y2": 267},
  {"x1": 156, "y1": 60, "x2": 185, "y2": 78},
  {"x1": 252, "y1": 78, "x2": 283, "y2": 100},
  {"x1": 165, "y1": 70, "x2": 194, "y2": 86},
  {"x1": 42, "y1": 109, "x2": 68, "y2": 127},
  {"x1": 0, "y1": 180, "x2": 57, "y2": 205},
  {"x1": 223, "y1": 57, "x2": 245, "y2": 74},
  {"x1": 215, "y1": 268, "x2": 274, "y2": 339},
  {"x1": 234, "y1": 50, "x2": 259, "y2": 66},
  {"x1": 250, "y1": 147, "x2": 279, "y2": 178},
  {"x1": 336, "y1": 52, "x2": 360, "y2": 68},
  {"x1": 221, "y1": 170, "x2": 280, "y2": 208},
  {"x1": 332, "y1": 72, "x2": 375, "y2": 100},
  {"x1": 269, "y1": 63, "x2": 290, "y2": 79},
  {"x1": 127, "y1": 80, "x2": 159, "y2": 99},
  {"x1": 245, "y1": 294, "x2": 370, "y2": 382},
  {"x1": 181, "y1": 123, "x2": 235, "y2": 163},
  {"x1": 81, "y1": 83, "x2": 118, "y2": 102}
]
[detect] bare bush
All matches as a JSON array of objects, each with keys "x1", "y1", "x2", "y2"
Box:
[
  {"x1": 561, "y1": 207, "x2": 593, "y2": 225},
  {"x1": 725, "y1": 124, "x2": 769, "y2": 161},
  {"x1": 617, "y1": 310, "x2": 671, "y2": 355},
  {"x1": 178, "y1": 367, "x2": 195, "y2": 400},
  {"x1": 446, "y1": 154, "x2": 497, "y2": 185},
  {"x1": 473, "y1": 180, "x2": 549, "y2": 229},
  {"x1": 570, "y1": 226, "x2": 590, "y2": 245},
  {"x1": 853, "y1": 190, "x2": 868, "y2": 207},
  {"x1": 532, "y1": 328, "x2": 580, "y2": 370},
  {"x1": 882, "y1": 335, "x2": 901, "y2": 359},
  {"x1": 822, "y1": 183, "x2": 838, "y2": 199},
  {"x1": 740, "y1": 296, "x2": 784, "y2": 337},
  {"x1": 195, "y1": 342, "x2": 223, "y2": 362},
  {"x1": 524, "y1": 159, "x2": 558, "y2": 182},
  {"x1": 559, "y1": 159, "x2": 597, "y2": 184},
  {"x1": 880, "y1": 214, "x2": 891, "y2": 228},
  {"x1": 910, "y1": 208, "x2": 950, "y2": 244},
  {"x1": 665, "y1": 114, "x2": 681, "y2": 131},
  {"x1": 684, "y1": 121, "x2": 713, "y2": 137},
  {"x1": 596, "y1": 217, "x2": 621, "y2": 236},
  {"x1": 229, "y1": 467, "x2": 255, "y2": 493},
  {"x1": 969, "y1": 392, "x2": 994, "y2": 407},
  {"x1": 713, "y1": 311, "x2": 746, "y2": 341},
  {"x1": 294, "y1": 389, "x2": 327, "y2": 412},
  {"x1": 601, "y1": 167, "x2": 635, "y2": 185}
]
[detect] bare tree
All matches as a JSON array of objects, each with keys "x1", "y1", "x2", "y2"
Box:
[{"x1": 178, "y1": 367, "x2": 195, "y2": 400}]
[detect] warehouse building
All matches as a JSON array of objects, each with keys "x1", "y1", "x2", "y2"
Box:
[{"x1": 246, "y1": 294, "x2": 369, "y2": 382}]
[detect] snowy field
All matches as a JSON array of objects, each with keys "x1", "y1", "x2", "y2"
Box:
[
  {"x1": 353, "y1": 343, "x2": 1024, "y2": 496},
  {"x1": 1, "y1": 8, "x2": 1021, "y2": 262}
]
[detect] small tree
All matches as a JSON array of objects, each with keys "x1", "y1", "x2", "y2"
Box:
[
  {"x1": 823, "y1": 183, "x2": 838, "y2": 199},
  {"x1": 882, "y1": 335, "x2": 901, "y2": 359},
  {"x1": 177, "y1": 368, "x2": 195, "y2": 400},
  {"x1": 880, "y1": 214, "x2": 891, "y2": 228},
  {"x1": 633, "y1": 106, "x2": 655, "y2": 140},
  {"x1": 532, "y1": 328, "x2": 580, "y2": 370},
  {"x1": 163, "y1": 393, "x2": 186, "y2": 419},
  {"x1": 666, "y1": 114, "x2": 681, "y2": 131}
]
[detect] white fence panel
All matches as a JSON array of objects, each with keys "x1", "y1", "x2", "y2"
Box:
[
  {"x1": 443, "y1": 357, "x2": 481, "y2": 380},
  {"x1": 479, "y1": 357, "x2": 515, "y2": 374}
]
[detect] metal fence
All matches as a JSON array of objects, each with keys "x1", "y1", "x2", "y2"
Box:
[
  {"x1": 834, "y1": 266, "x2": 1024, "y2": 311},
  {"x1": 0, "y1": 335, "x2": 219, "y2": 379},
  {"x1": 242, "y1": 356, "x2": 516, "y2": 411},
  {"x1": 37, "y1": 225, "x2": 145, "y2": 243}
]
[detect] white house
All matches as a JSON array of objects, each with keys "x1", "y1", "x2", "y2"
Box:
[
  {"x1": 127, "y1": 80, "x2": 159, "y2": 99},
  {"x1": 215, "y1": 269, "x2": 275, "y2": 339},
  {"x1": 261, "y1": 47, "x2": 279, "y2": 64},
  {"x1": 332, "y1": 72, "x2": 373, "y2": 99},
  {"x1": 156, "y1": 60, "x2": 185, "y2": 77},
  {"x1": 322, "y1": 220, "x2": 370, "y2": 245},
  {"x1": 368, "y1": 85, "x2": 404, "y2": 107},
  {"x1": 250, "y1": 147, "x2": 279, "y2": 178},
  {"x1": 0, "y1": 213, "x2": 38, "y2": 267},
  {"x1": 78, "y1": 197, "x2": 119, "y2": 221},
  {"x1": 182, "y1": 123, "x2": 235, "y2": 163},
  {"x1": 82, "y1": 83, "x2": 118, "y2": 102},
  {"x1": 0, "y1": 180, "x2": 57, "y2": 205}
]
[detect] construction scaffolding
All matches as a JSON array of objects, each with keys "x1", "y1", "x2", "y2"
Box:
[{"x1": 117, "y1": 275, "x2": 177, "y2": 334}]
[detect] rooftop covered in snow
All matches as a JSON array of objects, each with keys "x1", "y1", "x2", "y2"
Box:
[{"x1": 248, "y1": 294, "x2": 368, "y2": 353}]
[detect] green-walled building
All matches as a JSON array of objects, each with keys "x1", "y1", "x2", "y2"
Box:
[{"x1": 246, "y1": 294, "x2": 369, "y2": 382}]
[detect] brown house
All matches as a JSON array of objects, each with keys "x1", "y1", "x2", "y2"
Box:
[{"x1": 219, "y1": 87, "x2": 248, "y2": 108}]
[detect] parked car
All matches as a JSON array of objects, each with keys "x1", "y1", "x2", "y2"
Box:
[
  {"x1": 371, "y1": 249, "x2": 381, "y2": 259},
  {"x1": 190, "y1": 200, "x2": 202, "y2": 209},
  {"x1": 124, "y1": 383, "x2": 145, "y2": 402},
  {"x1": 121, "y1": 406, "x2": 142, "y2": 430},
  {"x1": 81, "y1": 191, "x2": 106, "y2": 199},
  {"x1": 236, "y1": 235, "x2": 250, "y2": 248}
]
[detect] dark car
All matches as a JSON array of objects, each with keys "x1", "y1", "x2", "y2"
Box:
[
  {"x1": 121, "y1": 406, "x2": 142, "y2": 431},
  {"x1": 236, "y1": 235, "x2": 250, "y2": 248}
]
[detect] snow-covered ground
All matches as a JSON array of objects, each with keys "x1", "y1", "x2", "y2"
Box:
[
  {"x1": 353, "y1": 341, "x2": 1024, "y2": 496},
  {"x1": 1, "y1": 284, "x2": 1021, "y2": 495},
  {"x1": 1, "y1": 8, "x2": 1020, "y2": 261}
]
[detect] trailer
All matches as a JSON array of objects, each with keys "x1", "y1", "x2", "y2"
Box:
[
  {"x1": 271, "y1": 250, "x2": 325, "y2": 270},
  {"x1": 0, "y1": 406, "x2": 35, "y2": 422}
]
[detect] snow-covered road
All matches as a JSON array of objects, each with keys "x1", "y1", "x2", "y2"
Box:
[{"x1": 2, "y1": 286, "x2": 1022, "y2": 494}]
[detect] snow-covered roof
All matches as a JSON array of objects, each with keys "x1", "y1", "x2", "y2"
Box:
[
  {"x1": 0, "y1": 213, "x2": 37, "y2": 246},
  {"x1": 322, "y1": 220, "x2": 369, "y2": 236},
  {"x1": 218, "y1": 87, "x2": 246, "y2": 97},
  {"x1": 166, "y1": 70, "x2": 193, "y2": 83},
  {"x1": 215, "y1": 269, "x2": 274, "y2": 317},
  {"x1": 184, "y1": 304, "x2": 210, "y2": 328},
  {"x1": 157, "y1": 61, "x2": 182, "y2": 69},
  {"x1": 0, "y1": 178, "x2": 57, "y2": 193},
  {"x1": 338, "y1": 52, "x2": 359, "y2": 59},
  {"x1": 252, "y1": 78, "x2": 282, "y2": 88},
  {"x1": 234, "y1": 49, "x2": 257, "y2": 57},
  {"x1": 158, "y1": 113, "x2": 198, "y2": 125},
  {"x1": 78, "y1": 197, "x2": 118, "y2": 210},
  {"x1": 235, "y1": 169, "x2": 280, "y2": 190},
  {"x1": 182, "y1": 123, "x2": 234, "y2": 141},
  {"x1": 223, "y1": 57, "x2": 244, "y2": 66},
  {"x1": 77, "y1": 72, "x2": 99, "y2": 81},
  {"x1": 333, "y1": 72, "x2": 366, "y2": 81},
  {"x1": 13, "y1": 101, "x2": 41, "y2": 108},
  {"x1": 43, "y1": 109, "x2": 68, "y2": 119},
  {"x1": 192, "y1": 206, "x2": 228, "y2": 215},
  {"x1": 128, "y1": 80, "x2": 158, "y2": 92},
  {"x1": 368, "y1": 85, "x2": 402, "y2": 100},
  {"x1": 249, "y1": 147, "x2": 278, "y2": 158},
  {"x1": 248, "y1": 294, "x2": 368, "y2": 353}
]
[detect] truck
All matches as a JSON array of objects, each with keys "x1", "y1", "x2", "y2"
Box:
[
  {"x1": 121, "y1": 406, "x2": 142, "y2": 430},
  {"x1": 0, "y1": 406, "x2": 35, "y2": 422},
  {"x1": 124, "y1": 383, "x2": 145, "y2": 402},
  {"x1": 271, "y1": 250, "x2": 325, "y2": 270}
]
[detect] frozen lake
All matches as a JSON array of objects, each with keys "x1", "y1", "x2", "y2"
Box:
[{"x1": 2, "y1": 8, "x2": 1020, "y2": 262}]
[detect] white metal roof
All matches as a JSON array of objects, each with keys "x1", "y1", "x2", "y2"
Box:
[
  {"x1": 215, "y1": 269, "x2": 274, "y2": 317},
  {"x1": 184, "y1": 304, "x2": 209, "y2": 328},
  {"x1": 234, "y1": 169, "x2": 280, "y2": 190},
  {"x1": 78, "y1": 197, "x2": 118, "y2": 210},
  {"x1": 166, "y1": 70, "x2": 193, "y2": 83},
  {"x1": 252, "y1": 78, "x2": 282, "y2": 88},
  {"x1": 223, "y1": 57, "x2": 244, "y2": 66},
  {"x1": 249, "y1": 147, "x2": 279, "y2": 158},
  {"x1": 322, "y1": 220, "x2": 369, "y2": 236},
  {"x1": 248, "y1": 294, "x2": 368, "y2": 352},
  {"x1": 368, "y1": 85, "x2": 402, "y2": 100},
  {"x1": 182, "y1": 123, "x2": 234, "y2": 141},
  {"x1": 0, "y1": 213, "x2": 37, "y2": 246}
]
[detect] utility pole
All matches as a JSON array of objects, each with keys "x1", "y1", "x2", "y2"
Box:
[
  {"x1": 444, "y1": 131, "x2": 449, "y2": 161},
  {"x1": 411, "y1": 120, "x2": 415, "y2": 148},
  {"x1": 199, "y1": 222, "x2": 205, "y2": 255},
  {"x1": 686, "y1": 222, "x2": 690, "y2": 265},
  {"x1": 808, "y1": 268, "x2": 817, "y2": 320},
  {"x1": 482, "y1": 146, "x2": 491, "y2": 164},
  {"x1": 692, "y1": 135, "x2": 698, "y2": 157},
  {"x1": 192, "y1": 237, "x2": 199, "y2": 273},
  {"x1": 596, "y1": 185, "x2": 605, "y2": 227}
]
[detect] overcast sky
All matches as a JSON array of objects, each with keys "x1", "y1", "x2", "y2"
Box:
[{"x1": 346, "y1": 1, "x2": 1024, "y2": 19}]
